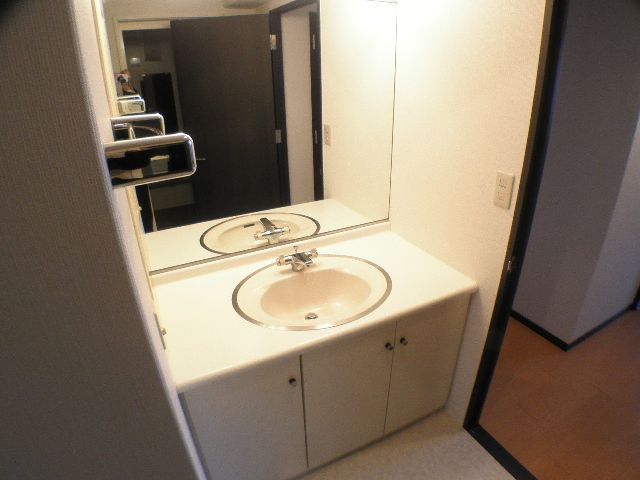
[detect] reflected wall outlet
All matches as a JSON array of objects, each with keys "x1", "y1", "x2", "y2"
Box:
[
  {"x1": 494, "y1": 172, "x2": 515, "y2": 209},
  {"x1": 323, "y1": 124, "x2": 331, "y2": 146}
]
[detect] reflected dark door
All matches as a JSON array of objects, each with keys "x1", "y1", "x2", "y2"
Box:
[{"x1": 171, "y1": 15, "x2": 283, "y2": 221}]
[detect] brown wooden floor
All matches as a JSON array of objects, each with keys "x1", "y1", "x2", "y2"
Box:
[{"x1": 481, "y1": 310, "x2": 640, "y2": 480}]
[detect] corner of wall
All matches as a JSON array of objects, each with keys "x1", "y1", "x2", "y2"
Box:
[
  {"x1": 72, "y1": 1, "x2": 208, "y2": 478},
  {"x1": 574, "y1": 113, "x2": 640, "y2": 340},
  {"x1": 513, "y1": 0, "x2": 640, "y2": 344}
]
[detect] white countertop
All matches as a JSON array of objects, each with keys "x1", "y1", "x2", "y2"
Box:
[
  {"x1": 144, "y1": 198, "x2": 374, "y2": 272},
  {"x1": 152, "y1": 224, "x2": 477, "y2": 393}
]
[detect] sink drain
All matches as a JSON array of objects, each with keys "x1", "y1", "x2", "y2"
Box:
[{"x1": 304, "y1": 312, "x2": 319, "y2": 321}]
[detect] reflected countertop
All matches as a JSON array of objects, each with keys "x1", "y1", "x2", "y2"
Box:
[{"x1": 144, "y1": 198, "x2": 373, "y2": 272}]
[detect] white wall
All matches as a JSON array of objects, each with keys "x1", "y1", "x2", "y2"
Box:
[
  {"x1": 513, "y1": 0, "x2": 640, "y2": 344},
  {"x1": 282, "y1": 4, "x2": 317, "y2": 204},
  {"x1": 390, "y1": 0, "x2": 547, "y2": 421},
  {"x1": 320, "y1": 0, "x2": 396, "y2": 221},
  {"x1": 575, "y1": 116, "x2": 640, "y2": 338},
  {"x1": 0, "y1": 1, "x2": 203, "y2": 478}
]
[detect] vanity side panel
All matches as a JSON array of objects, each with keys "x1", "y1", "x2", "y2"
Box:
[
  {"x1": 302, "y1": 323, "x2": 396, "y2": 468},
  {"x1": 181, "y1": 356, "x2": 307, "y2": 480},
  {"x1": 385, "y1": 295, "x2": 471, "y2": 433}
]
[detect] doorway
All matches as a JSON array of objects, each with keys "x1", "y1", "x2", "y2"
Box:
[
  {"x1": 465, "y1": 0, "x2": 640, "y2": 478},
  {"x1": 270, "y1": 0, "x2": 324, "y2": 203}
]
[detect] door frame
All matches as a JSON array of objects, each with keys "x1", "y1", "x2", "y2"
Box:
[
  {"x1": 269, "y1": 0, "x2": 322, "y2": 205},
  {"x1": 308, "y1": 10, "x2": 324, "y2": 200},
  {"x1": 633, "y1": 284, "x2": 640, "y2": 310},
  {"x1": 462, "y1": 0, "x2": 566, "y2": 478}
]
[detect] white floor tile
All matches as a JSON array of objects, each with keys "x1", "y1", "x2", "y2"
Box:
[{"x1": 299, "y1": 411, "x2": 512, "y2": 480}]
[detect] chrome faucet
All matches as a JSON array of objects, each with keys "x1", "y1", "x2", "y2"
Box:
[
  {"x1": 276, "y1": 246, "x2": 318, "y2": 272},
  {"x1": 254, "y1": 217, "x2": 291, "y2": 245}
]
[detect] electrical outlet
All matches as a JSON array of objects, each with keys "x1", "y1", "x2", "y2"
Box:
[
  {"x1": 323, "y1": 124, "x2": 331, "y2": 146},
  {"x1": 494, "y1": 172, "x2": 515, "y2": 209}
]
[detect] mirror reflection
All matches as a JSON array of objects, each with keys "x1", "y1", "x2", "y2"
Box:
[{"x1": 101, "y1": 0, "x2": 397, "y2": 271}]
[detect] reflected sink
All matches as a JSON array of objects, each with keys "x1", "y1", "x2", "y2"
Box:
[
  {"x1": 200, "y1": 212, "x2": 320, "y2": 254},
  {"x1": 232, "y1": 255, "x2": 392, "y2": 330}
]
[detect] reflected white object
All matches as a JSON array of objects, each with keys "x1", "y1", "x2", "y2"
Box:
[
  {"x1": 200, "y1": 212, "x2": 320, "y2": 254},
  {"x1": 116, "y1": 95, "x2": 145, "y2": 114},
  {"x1": 233, "y1": 254, "x2": 392, "y2": 330}
]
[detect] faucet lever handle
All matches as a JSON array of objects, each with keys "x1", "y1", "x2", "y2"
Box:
[{"x1": 275, "y1": 254, "x2": 290, "y2": 266}]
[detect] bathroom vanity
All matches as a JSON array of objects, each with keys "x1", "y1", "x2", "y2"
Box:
[
  {"x1": 94, "y1": 2, "x2": 477, "y2": 478},
  {"x1": 152, "y1": 225, "x2": 477, "y2": 480}
]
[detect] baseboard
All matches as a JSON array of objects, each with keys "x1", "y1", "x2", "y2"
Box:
[
  {"x1": 568, "y1": 306, "x2": 631, "y2": 348},
  {"x1": 511, "y1": 310, "x2": 569, "y2": 351},
  {"x1": 466, "y1": 425, "x2": 537, "y2": 480},
  {"x1": 512, "y1": 306, "x2": 632, "y2": 351}
]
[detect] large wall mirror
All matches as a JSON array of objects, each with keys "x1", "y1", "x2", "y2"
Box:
[{"x1": 99, "y1": 0, "x2": 397, "y2": 273}]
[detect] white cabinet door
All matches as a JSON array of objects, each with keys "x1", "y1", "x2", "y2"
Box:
[
  {"x1": 303, "y1": 324, "x2": 396, "y2": 468},
  {"x1": 384, "y1": 295, "x2": 470, "y2": 433},
  {"x1": 181, "y1": 356, "x2": 307, "y2": 480}
]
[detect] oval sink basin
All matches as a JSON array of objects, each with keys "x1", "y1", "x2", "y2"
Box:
[
  {"x1": 200, "y1": 212, "x2": 320, "y2": 254},
  {"x1": 232, "y1": 255, "x2": 392, "y2": 330}
]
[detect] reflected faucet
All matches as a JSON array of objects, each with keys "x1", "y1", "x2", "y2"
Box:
[
  {"x1": 276, "y1": 246, "x2": 318, "y2": 272},
  {"x1": 254, "y1": 217, "x2": 291, "y2": 245}
]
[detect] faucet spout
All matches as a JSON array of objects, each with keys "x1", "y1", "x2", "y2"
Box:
[
  {"x1": 255, "y1": 217, "x2": 291, "y2": 245},
  {"x1": 297, "y1": 251, "x2": 314, "y2": 267},
  {"x1": 276, "y1": 247, "x2": 318, "y2": 272}
]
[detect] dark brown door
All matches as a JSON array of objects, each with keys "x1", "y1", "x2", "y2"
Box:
[{"x1": 171, "y1": 15, "x2": 283, "y2": 221}]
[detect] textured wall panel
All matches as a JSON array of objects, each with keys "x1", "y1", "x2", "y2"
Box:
[{"x1": 0, "y1": 2, "x2": 199, "y2": 478}]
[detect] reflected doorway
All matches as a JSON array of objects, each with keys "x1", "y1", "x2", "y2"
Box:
[{"x1": 116, "y1": 1, "x2": 322, "y2": 232}]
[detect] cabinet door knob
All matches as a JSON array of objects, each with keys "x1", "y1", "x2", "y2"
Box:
[
  {"x1": 289, "y1": 378, "x2": 297, "y2": 387},
  {"x1": 400, "y1": 337, "x2": 408, "y2": 346},
  {"x1": 385, "y1": 342, "x2": 394, "y2": 351}
]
